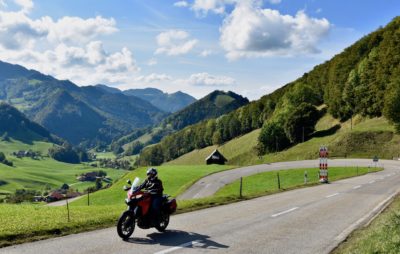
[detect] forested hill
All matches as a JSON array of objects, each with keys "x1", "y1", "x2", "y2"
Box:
[
  {"x1": 138, "y1": 16, "x2": 400, "y2": 165},
  {"x1": 0, "y1": 61, "x2": 166, "y2": 146},
  {"x1": 112, "y1": 90, "x2": 249, "y2": 155},
  {"x1": 0, "y1": 103, "x2": 55, "y2": 143},
  {"x1": 161, "y1": 90, "x2": 249, "y2": 130},
  {"x1": 123, "y1": 88, "x2": 196, "y2": 113}
]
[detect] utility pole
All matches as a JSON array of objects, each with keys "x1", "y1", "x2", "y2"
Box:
[{"x1": 351, "y1": 115, "x2": 353, "y2": 130}]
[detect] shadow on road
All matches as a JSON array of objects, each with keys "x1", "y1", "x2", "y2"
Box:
[{"x1": 125, "y1": 230, "x2": 229, "y2": 251}]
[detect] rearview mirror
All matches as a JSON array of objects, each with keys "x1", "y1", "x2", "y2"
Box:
[
  {"x1": 123, "y1": 185, "x2": 130, "y2": 191},
  {"x1": 127, "y1": 180, "x2": 132, "y2": 185}
]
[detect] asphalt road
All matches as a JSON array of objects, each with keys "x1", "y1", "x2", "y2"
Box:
[
  {"x1": 178, "y1": 159, "x2": 387, "y2": 199},
  {"x1": 2, "y1": 159, "x2": 400, "y2": 254}
]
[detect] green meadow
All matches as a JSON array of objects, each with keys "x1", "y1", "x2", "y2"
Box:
[{"x1": 216, "y1": 167, "x2": 382, "y2": 198}]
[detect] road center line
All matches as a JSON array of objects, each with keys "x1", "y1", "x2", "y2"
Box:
[
  {"x1": 353, "y1": 185, "x2": 361, "y2": 189},
  {"x1": 271, "y1": 207, "x2": 299, "y2": 218},
  {"x1": 154, "y1": 240, "x2": 203, "y2": 254},
  {"x1": 326, "y1": 193, "x2": 340, "y2": 198},
  {"x1": 368, "y1": 180, "x2": 375, "y2": 184}
]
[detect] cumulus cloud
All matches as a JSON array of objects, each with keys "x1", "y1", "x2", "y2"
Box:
[
  {"x1": 155, "y1": 29, "x2": 198, "y2": 56},
  {"x1": 220, "y1": 1, "x2": 330, "y2": 59},
  {"x1": 46, "y1": 16, "x2": 117, "y2": 44},
  {"x1": 187, "y1": 72, "x2": 236, "y2": 87},
  {"x1": 191, "y1": 0, "x2": 237, "y2": 16},
  {"x1": 174, "y1": 1, "x2": 189, "y2": 7},
  {"x1": 0, "y1": 1, "x2": 138, "y2": 86}
]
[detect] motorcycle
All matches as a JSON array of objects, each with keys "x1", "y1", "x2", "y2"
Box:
[{"x1": 117, "y1": 177, "x2": 177, "y2": 239}]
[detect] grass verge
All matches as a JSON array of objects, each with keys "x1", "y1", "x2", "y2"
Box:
[
  {"x1": 216, "y1": 167, "x2": 381, "y2": 198},
  {"x1": 332, "y1": 194, "x2": 400, "y2": 254}
]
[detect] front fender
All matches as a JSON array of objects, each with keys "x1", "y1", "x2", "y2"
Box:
[{"x1": 133, "y1": 206, "x2": 141, "y2": 217}]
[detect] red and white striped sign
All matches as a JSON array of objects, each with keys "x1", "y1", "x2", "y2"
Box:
[{"x1": 319, "y1": 146, "x2": 328, "y2": 183}]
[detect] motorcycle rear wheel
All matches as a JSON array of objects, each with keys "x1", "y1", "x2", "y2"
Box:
[
  {"x1": 155, "y1": 212, "x2": 170, "y2": 232},
  {"x1": 117, "y1": 211, "x2": 135, "y2": 239}
]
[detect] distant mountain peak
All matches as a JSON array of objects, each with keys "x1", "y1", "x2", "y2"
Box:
[{"x1": 123, "y1": 88, "x2": 196, "y2": 113}]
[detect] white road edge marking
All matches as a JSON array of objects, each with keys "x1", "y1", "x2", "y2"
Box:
[
  {"x1": 334, "y1": 191, "x2": 399, "y2": 243},
  {"x1": 353, "y1": 185, "x2": 361, "y2": 189},
  {"x1": 271, "y1": 207, "x2": 299, "y2": 218},
  {"x1": 154, "y1": 240, "x2": 203, "y2": 254},
  {"x1": 326, "y1": 193, "x2": 340, "y2": 198}
]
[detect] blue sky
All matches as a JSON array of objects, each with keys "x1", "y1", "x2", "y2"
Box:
[{"x1": 0, "y1": 0, "x2": 399, "y2": 100}]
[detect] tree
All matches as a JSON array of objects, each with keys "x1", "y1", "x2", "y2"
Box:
[
  {"x1": 342, "y1": 69, "x2": 360, "y2": 120},
  {"x1": 0, "y1": 152, "x2": 5, "y2": 162},
  {"x1": 48, "y1": 144, "x2": 80, "y2": 164},
  {"x1": 383, "y1": 79, "x2": 400, "y2": 132},
  {"x1": 95, "y1": 178, "x2": 103, "y2": 190},
  {"x1": 257, "y1": 121, "x2": 290, "y2": 154},
  {"x1": 61, "y1": 183, "x2": 70, "y2": 190},
  {"x1": 124, "y1": 141, "x2": 144, "y2": 156},
  {"x1": 284, "y1": 103, "x2": 320, "y2": 144}
]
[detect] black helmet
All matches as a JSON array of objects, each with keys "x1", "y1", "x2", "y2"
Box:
[{"x1": 146, "y1": 168, "x2": 158, "y2": 180}]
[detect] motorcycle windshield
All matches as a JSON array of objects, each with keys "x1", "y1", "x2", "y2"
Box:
[{"x1": 131, "y1": 177, "x2": 141, "y2": 191}]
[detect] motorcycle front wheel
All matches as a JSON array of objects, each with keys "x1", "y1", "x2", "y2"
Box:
[
  {"x1": 155, "y1": 212, "x2": 170, "y2": 232},
  {"x1": 117, "y1": 211, "x2": 135, "y2": 239}
]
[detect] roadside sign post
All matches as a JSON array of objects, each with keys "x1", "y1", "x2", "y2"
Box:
[
  {"x1": 373, "y1": 156, "x2": 379, "y2": 168},
  {"x1": 239, "y1": 177, "x2": 243, "y2": 198},
  {"x1": 319, "y1": 146, "x2": 329, "y2": 183},
  {"x1": 304, "y1": 171, "x2": 308, "y2": 184}
]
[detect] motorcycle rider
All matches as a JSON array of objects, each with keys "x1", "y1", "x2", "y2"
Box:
[{"x1": 138, "y1": 168, "x2": 164, "y2": 223}]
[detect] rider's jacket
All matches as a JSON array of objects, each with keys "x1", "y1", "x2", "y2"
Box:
[{"x1": 138, "y1": 177, "x2": 164, "y2": 195}]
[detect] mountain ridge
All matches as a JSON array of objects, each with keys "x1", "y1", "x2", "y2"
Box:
[{"x1": 0, "y1": 61, "x2": 166, "y2": 146}]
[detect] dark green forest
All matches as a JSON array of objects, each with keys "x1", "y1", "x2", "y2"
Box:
[
  {"x1": 138, "y1": 16, "x2": 400, "y2": 166},
  {"x1": 112, "y1": 90, "x2": 249, "y2": 156}
]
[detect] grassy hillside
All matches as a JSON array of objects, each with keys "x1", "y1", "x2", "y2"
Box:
[
  {"x1": 0, "y1": 139, "x2": 126, "y2": 195},
  {"x1": 167, "y1": 115, "x2": 399, "y2": 166},
  {"x1": 0, "y1": 139, "x2": 52, "y2": 155},
  {"x1": 166, "y1": 129, "x2": 261, "y2": 165}
]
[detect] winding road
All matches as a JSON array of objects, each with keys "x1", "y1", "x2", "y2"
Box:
[{"x1": 1, "y1": 159, "x2": 399, "y2": 254}]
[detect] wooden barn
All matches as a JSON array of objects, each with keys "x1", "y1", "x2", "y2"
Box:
[{"x1": 205, "y1": 149, "x2": 227, "y2": 165}]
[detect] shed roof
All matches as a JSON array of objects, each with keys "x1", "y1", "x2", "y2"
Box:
[{"x1": 205, "y1": 149, "x2": 227, "y2": 162}]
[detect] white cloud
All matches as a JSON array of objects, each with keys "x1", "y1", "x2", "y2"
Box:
[
  {"x1": 155, "y1": 29, "x2": 198, "y2": 56},
  {"x1": 199, "y1": 49, "x2": 213, "y2": 57},
  {"x1": 174, "y1": 1, "x2": 189, "y2": 7},
  {"x1": 14, "y1": 0, "x2": 33, "y2": 13},
  {"x1": 46, "y1": 16, "x2": 117, "y2": 44},
  {"x1": 135, "y1": 73, "x2": 172, "y2": 83},
  {"x1": 0, "y1": 2, "x2": 138, "y2": 86},
  {"x1": 220, "y1": 1, "x2": 330, "y2": 60},
  {"x1": 147, "y1": 58, "x2": 157, "y2": 66},
  {"x1": 187, "y1": 72, "x2": 236, "y2": 86},
  {"x1": 191, "y1": 0, "x2": 237, "y2": 16}
]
